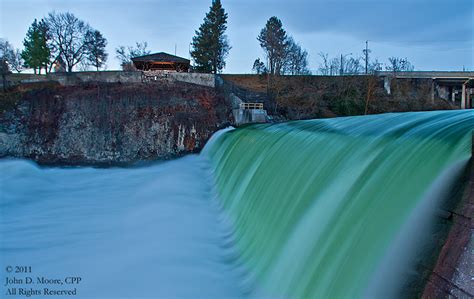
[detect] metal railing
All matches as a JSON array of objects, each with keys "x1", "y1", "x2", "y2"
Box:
[{"x1": 240, "y1": 103, "x2": 264, "y2": 110}]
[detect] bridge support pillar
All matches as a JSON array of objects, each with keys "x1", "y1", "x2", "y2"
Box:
[
  {"x1": 383, "y1": 76, "x2": 391, "y2": 95},
  {"x1": 461, "y1": 84, "x2": 466, "y2": 109}
]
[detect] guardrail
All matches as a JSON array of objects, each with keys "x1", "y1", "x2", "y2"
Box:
[{"x1": 240, "y1": 103, "x2": 264, "y2": 110}]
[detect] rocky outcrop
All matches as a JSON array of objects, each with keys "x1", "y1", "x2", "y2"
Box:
[{"x1": 0, "y1": 82, "x2": 231, "y2": 165}]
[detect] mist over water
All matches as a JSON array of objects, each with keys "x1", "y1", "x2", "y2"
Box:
[
  {"x1": 0, "y1": 156, "x2": 243, "y2": 298},
  {"x1": 1, "y1": 110, "x2": 473, "y2": 299}
]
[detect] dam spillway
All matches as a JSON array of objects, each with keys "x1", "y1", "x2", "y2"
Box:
[
  {"x1": 1, "y1": 110, "x2": 473, "y2": 298},
  {"x1": 204, "y1": 110, "x2": 473, "y2": 298}
]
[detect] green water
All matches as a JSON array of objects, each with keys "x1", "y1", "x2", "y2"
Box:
[{"x1": 205, "y1": 110, "x2": 473, "y2": 298}]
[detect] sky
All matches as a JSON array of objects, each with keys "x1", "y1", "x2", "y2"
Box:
[{"x1": 0, "y1": 0, "x2": 473, "y2": 73}]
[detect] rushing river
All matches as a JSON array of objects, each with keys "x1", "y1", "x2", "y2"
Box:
[
  {"x1": 1, "y1": 110, "x2": 473, "y2": 298},
  {"x1": 0, "y1": 155, "x2": 243, "y2": 298}
]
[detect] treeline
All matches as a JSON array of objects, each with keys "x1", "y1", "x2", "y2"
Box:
[
  {"x1": 189, "y1": 1, "x2": 414, "y2": 75},
  {"x1": 1, "y1": 12, "x2": 107, "y2": 74},
  {"x1": 318, "y1": 53, "x2": 414, "y2": 75},
  {"x1": 0, "y1": 0, "x2": 415, "y2": 75}
]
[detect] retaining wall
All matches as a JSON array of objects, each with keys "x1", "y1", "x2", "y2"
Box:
[
  {"x1": 168, "y1": 73, "x2": 215, "y2": 88},
  {"x1": 2, "y1": 71, "x2": 215, "y2": 88}
]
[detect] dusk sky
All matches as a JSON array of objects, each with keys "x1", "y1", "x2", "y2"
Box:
[{"x1": 1, "y1": 0, "x2": 473, "y2": 73}]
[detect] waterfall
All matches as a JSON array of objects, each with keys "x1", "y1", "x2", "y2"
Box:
[
  {"x1": 204, "y1": 110, "x2": 473, "y2": 298},
  {"x1": 1, "y1": 110, "x2": 472, "y2": 298}
]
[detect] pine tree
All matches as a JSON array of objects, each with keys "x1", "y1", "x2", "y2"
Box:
[
  {"x1": 190, "y1": 0, "x2": 230, "y2": 73},
  {"x1": 87, "y1": 30, "x2": 108, "y2": 71},
  {"x1": 21, "y1": 19, "x2": 50, "y2": 74},
  {"x1": 257, "y1": 17, "x2": 288, "y2": 75}
]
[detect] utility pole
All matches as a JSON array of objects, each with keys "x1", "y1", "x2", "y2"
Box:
[
  {"x1": 175, "y1": 44, "x2": 177, "y2": 56},
  {"x1": 365, "y1": 40, "x2": 369, "y2": 74}
]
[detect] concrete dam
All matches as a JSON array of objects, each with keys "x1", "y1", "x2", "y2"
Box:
[{"x1": 1, "y1": 110, "x2": 473, "y2": 298}]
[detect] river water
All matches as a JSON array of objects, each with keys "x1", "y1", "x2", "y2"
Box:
[
  {"x1": 0, "y1": 155, "x2": 243, "y2": 298},
  {"x1": 1, "y1": 110, "x2": 473, "y2": 298}
]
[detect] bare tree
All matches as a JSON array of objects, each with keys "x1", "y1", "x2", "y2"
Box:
[
  {"x1": 329, "y1": 57, "x2": 339, "y2": 76},
  {"x1": 386, "y1": 57, "x2": 414, "y2": 73},
  {"x1": 252, "y1": 58, "x2": 267, "y2": 74},
  {"x1": 344, "y1": 57, "x2": 362, "y2": 75},
  {"x1": 46, "y1": 12, "x2": 94, "y2": 72},
  {"x1": 0, "y1": 39, "x2": 23, "y2": 73},
  {"x1": 319, "y1": 53, "x2": 361, "y2": 75},
  {"x1": 368, "y1": 58, "x2": 383, "y2": 74},
  {"x1": 285, "y1": 37, "x2": 310, "y2": 75},
  {"x1": 9, "y1": 49, "x2": 23, "y2": 73},
  {"x1": 115, "y1": 42, "x2": 150, "y2": 70},
  {"x1": 318, "y1": 52, "x2": 330, "y2": 75},
  {"x1": 0, "y1": 40, "x2": 12, "y2": 90}
]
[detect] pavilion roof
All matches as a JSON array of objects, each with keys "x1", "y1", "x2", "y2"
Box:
[{"x1": 131, "y1": 52, "x2": 190, "y2": 64}]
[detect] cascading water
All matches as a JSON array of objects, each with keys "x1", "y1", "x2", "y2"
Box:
[
  {"x1": 204, "y1": 110, "x2": 473, "y2": 298},
  {"x1": 1, "y1": 110, "x2": 472, "y2": 298}
]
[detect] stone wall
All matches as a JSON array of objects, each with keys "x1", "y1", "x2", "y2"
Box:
[
  {"x1": 2, "y1": 71, "x2": 215, "y2": 88},
  {"x1": 168, "y1": 72, "x2": 215, "y2": 87},
  {"x1": 48, "y1": 71, "x2": 143, "y2": 85}
]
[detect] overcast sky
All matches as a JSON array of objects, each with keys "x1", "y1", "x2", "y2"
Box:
[{"x1": 0, "y1": 0, "x2": 473, "y2": 73}]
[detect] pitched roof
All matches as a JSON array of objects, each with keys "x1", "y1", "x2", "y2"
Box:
[{"x1": 131, "y1": 52, "x2": 190, "y2": 63}]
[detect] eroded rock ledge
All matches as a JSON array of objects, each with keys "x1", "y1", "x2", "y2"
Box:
[{"x1": 0, "y1": 81, "x2": 231, "y2": 165}]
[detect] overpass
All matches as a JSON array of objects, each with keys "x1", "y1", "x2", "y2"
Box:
[{"x1": 378, "y1": 71, "x2": 474, "y2": 109}]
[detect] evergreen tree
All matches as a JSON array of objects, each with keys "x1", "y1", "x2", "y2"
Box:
[
  {"x1": 21, "y1": 19, "x2": 50, "y2": 74},
  {"x1": 257, "y1": 17, "x2": 288, "y2": 75},
  {"x1": 190, "y1": 0, "x2": 230, "y2": 73},
  {"x1": 87, "y1": 30, "x2": 108, "y2": 71}
]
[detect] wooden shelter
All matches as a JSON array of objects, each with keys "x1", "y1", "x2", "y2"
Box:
[{"x1": 131, "y1": 52, "x2": 190, "y2": 72}]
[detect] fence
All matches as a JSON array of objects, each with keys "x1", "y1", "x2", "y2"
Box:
[{"x1": 240, "y1": 103, "x2": 264, "y2": 110}]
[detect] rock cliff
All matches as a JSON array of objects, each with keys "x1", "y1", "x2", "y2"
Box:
[{"x1": 0, "y1": 82, "x2": 231, "y2": 165}]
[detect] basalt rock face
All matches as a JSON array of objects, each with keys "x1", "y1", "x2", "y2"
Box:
[{"x1": 0, "y1": 82, "x2": 231, "y2": 165}]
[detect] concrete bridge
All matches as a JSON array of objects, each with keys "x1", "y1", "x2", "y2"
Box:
[{"x1": 378, "y1": 71, "x2": 474, "y2": 109}]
